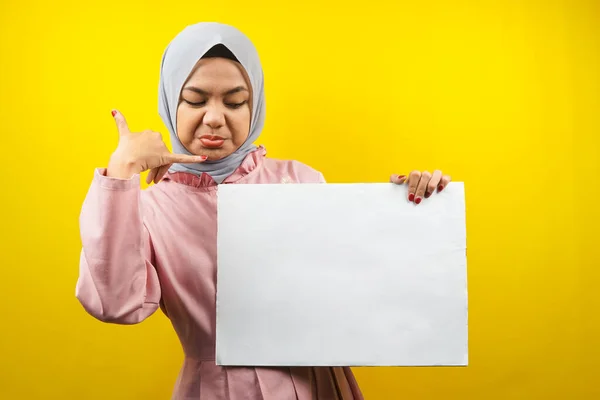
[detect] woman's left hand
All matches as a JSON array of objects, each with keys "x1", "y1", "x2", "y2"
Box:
[{"x1": 390, "y1": 170, "x2": 452, "y2": 204}]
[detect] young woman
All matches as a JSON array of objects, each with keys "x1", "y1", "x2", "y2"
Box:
[{"x1": 76, "y1": 22, "x2": 451, "y2": 400}]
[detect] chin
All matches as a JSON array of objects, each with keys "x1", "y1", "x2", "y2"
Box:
[{"x1": 198, "y1": 147, "x2": 235, "y2": 161}]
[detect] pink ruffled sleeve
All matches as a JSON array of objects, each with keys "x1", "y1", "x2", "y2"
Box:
[{"x1": 75, "y1": 168, "x2": 160, "y2": 324}]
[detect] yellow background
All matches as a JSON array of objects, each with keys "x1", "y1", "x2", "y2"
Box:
[{"x1": 1, "y1": 0, "x2": 598, "y2": 399}]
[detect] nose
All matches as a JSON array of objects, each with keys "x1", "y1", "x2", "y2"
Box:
[{"x1": 202, "y1": 105, "x2": 225, "y2": 129}]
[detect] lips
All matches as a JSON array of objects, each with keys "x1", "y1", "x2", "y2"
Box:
[{"x1": 199, "y1": 135, "x2": 226, "y2": 148}]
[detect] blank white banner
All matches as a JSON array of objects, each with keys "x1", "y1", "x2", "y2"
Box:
[{"x1": 216, "y1": 182, "x2": 468, "y2": 367}]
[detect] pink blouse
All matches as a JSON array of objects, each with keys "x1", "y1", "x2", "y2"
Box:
[{"x1": 76, "y1": 146, "x2": 364, "y2": 400}]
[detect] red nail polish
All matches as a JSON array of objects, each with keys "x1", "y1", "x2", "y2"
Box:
[
  {"x1": 111, "y1": 110, "x2": 117, "y2": 117},
  {"x1": 398, "y1": 175, "x2": 406, "y2": 180},
  {"x1": 424, "y1": 191, "x2": 431, "y2": 198},
  {"x1": 408, "y1": 193, "x2": 415, "y2": 202},
  {"x1": 415, "y1": 197, "x2": 422, "y2": 204},
  {"x1": 438, "y1": 185, "x2": 444, "y2": 192}
]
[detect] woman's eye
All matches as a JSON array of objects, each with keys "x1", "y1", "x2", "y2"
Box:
[
  {"x1": 226, "y1": 101, "x2": 247, "y2": 109},
  {"x1": 185, "y1": 99, "x2": 206, "y2": 107}
]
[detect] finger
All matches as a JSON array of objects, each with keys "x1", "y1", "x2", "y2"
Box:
[
  {"x1": 146, "y1": 167, "x2": 159, "y2": 185},
  {"x1": 112, "y1": 109, "x2": 130, "y2": 136},
  {"x1": 438, "y1": 175, "x2": 452, "y2": 192},
  {"x1": 390, "y1": 174, "x2": 407, "y2": 185},
  {"x1": 166, "y1": 153, "x2": 208, "y2": 164},
  {"x1": 414, "y1": 171, "x2": 432, "y2": 204},
  {"x1": 425, "y1": 170, "x2": 443, "y2": 198},
  {"x1": 154, "y1": 164, "x2": 171, "y2": 183},
  {"x1": 407, "y1": 170, "x2": 421, "y2": 202}
]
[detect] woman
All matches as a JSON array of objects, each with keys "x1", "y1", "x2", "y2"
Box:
[{"x1": 76, "y1": 22, "x2": 451, "y2": 399}]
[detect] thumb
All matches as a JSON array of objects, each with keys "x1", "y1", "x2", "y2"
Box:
[
  {"x1": 111, "y1": 109, "x2": 130, "y2": 136},
  {"x1": 390, "y1": 174, "x2": 407, "y2": 184},
  {"x1": 166, "y1": 153, "x2": 208, "y2": 164}
]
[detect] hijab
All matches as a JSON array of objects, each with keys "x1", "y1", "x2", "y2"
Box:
[{"x1": 158, "y1": 22, "x2": 265, "y2": 183}]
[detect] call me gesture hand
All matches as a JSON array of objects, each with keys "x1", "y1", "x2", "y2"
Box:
[{"x1": 107, "y1": 110, "x2": 207, "y2": 184}]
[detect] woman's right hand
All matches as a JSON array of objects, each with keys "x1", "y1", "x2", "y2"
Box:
[{"x1": 107, "y1": 110, "x2": 207, "y2": 184}]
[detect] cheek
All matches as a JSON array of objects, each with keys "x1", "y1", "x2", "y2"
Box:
[
  {"x1": 176, "y1": 107, "x2": 200, "y2": 141},
  {"x1": 231, "y1": 109, "x2": 251, "y2": 144}
]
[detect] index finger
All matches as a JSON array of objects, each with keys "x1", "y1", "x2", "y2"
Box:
[
  {"x1": 407, "y1": 170, "x2": 421, "y2": 201},
  {"x1": 111, "y1": 109, "x2": 130, "y2": 136},
  {"x1": 166, "y1": 153, "x2": 208, "y2": 164}
]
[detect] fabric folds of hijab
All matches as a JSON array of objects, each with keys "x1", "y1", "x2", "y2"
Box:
[{"x1": 158, "y1": 22, "x2": 265, "y2": 183}]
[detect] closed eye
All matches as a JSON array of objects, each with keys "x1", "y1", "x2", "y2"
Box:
[
  {"x1": 226, "y1": 101, "x2": 248, "y2": 109},
  {"x1": 184, "y1": 100, "x2": 206, "y2": 107}
]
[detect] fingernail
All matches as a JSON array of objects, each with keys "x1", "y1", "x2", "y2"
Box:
[
  {"x1": 111, "y1": 110, "x2": 117, "y2": 117},
  {"x1": 438, "y1": 185, "x2": 444, "y2": 192},
  {"x1": 424, "y1": 191, "x2": 431, "y2": 198},
  {"x1": 397, "y1": 175, "x2": 406, "y2": 180},
  {"x1": 415, "y1": 197, "x2": 422, "y2": 205},
  {"x1": 201, "y1": 155, "x2": 208, "y2": 160},
  {"x1": 408, "y1": 193, "x2": 415, "y2": 202}
]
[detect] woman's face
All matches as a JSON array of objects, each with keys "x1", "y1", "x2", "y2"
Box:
[{"x1": 176, "y1": 57, "x2": 251, "y2": 161}]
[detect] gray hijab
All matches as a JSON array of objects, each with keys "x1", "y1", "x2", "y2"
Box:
[{"x1": 158, "y1": 22, "x2": 265, "y2": 183}]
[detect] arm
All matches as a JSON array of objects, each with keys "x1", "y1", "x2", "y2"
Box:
[{"x1": 75, "y1": 168, "x2": 160, "y2": 324}]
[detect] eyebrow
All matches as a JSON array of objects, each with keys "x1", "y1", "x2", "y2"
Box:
[{"x1": 183, "y1": 86, "x2": 248, "y2": 96}]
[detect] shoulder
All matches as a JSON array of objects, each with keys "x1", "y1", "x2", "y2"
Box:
[{"x1": 261, "y1": 157, "x2": 326, "y2": 184}]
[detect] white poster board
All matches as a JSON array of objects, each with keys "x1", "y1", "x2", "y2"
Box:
[{"x1": 216, "y1": 182, "x2": 468, "y2": 367}]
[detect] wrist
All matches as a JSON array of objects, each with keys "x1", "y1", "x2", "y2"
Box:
[{"x1": 107, "y1": 154, "x2": 141, "y2": 179}]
